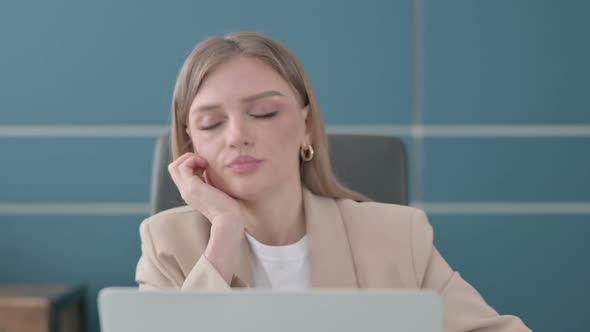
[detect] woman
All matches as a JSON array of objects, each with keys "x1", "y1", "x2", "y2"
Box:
[{"x1": 135, "y1": 32, "x2": 530, "y2": 331}]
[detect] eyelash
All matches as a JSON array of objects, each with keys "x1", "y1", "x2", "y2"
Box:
[{"x1": 199, "y1": 111, "x2": 278, "y2": 131}]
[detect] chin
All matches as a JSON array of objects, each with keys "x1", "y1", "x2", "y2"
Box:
[{"x1": 220, "y1": 181, "x2": 268, "y2": 202}]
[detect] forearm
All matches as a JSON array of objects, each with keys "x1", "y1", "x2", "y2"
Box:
[{"x1": 204, "y1": 221, "x2": 244, "y2": 285}]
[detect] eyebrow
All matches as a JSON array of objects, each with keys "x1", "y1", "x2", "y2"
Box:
[{"x1": 191, "y1": 90, "x2": 285, "y2": 114}]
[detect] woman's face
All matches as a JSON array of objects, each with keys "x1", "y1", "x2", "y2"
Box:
[{"x1": 186, "y1": 55, "x2": 310, "y2": 201}]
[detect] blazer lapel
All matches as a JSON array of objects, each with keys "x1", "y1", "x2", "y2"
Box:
[
  {"x1": 303, "y1": 187, "x2": 359, "y2": 288},
  {"x1": 232, "y1": 186, "x2": 359, "y2": 289}
]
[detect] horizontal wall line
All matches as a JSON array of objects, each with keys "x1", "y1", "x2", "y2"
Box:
[
  {"x1": 327, "y1": 125, "x2": 413, "y2": 136},
  {"x1": 412, "y1": 202, "x2": 590, "y2": 215},
  {"x1": 1, "y1": 202, "x2": 590, "y2": 216},
  {"x1": 330, "y1": 125, "x2": 590, "y2": 138},
  {"x1": 0, "y1": 203, "x2": 150, "y2": 215},
  {"x1": 0, "y1": 125, "x2": 168, "y2": 137},
  {"x1": 2, "y1": 125, "x2": 590, "y2": 138},
  {"x1": 421, "y1": 125, "x2": 590, "y2": 137}
]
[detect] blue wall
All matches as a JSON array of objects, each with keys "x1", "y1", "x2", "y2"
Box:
[{"x1": 1, "y1": 1, "x2": 588, "y2": 331}]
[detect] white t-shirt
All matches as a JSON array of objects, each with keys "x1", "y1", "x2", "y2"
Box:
[{"x1": 245, "y1": 232, "x2": 311, "y2": 290}]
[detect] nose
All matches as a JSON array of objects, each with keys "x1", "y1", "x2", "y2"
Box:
[{"x1": 226, "y1": 117, "x2": 252, "y2": 149}]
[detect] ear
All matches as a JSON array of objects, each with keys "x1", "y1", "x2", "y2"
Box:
[
  {"x1": 302, "y1": 105, "x2": 312, "y2": 144},
  {"x1": 184, "y1": 127, "x2": 194, "y2": 151}
]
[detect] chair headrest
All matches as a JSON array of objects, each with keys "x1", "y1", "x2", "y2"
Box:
[{"x1": 150, "y1": 131, "x2": 408, "y2": 215}]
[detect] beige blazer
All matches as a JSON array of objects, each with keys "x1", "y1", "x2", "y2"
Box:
[{"x1": 136, "y1": 186, "x2": 530, "y2": 332}]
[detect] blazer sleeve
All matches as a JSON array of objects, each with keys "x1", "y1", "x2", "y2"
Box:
[
  {"x1": 410, "y1": 209, "x2": 531, "y2": 332},
  {"x1": 135, "y1": 220, "x2": 245, "y2": 290}
]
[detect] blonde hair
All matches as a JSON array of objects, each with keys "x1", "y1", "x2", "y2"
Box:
[{"x1": 170, "y1": 32, "x2": 370, "y2": 202}]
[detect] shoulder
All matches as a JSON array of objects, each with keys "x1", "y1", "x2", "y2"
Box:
[
  {"x1": 334, "y1": 198, "x2": 433, "y2": 256},
  {"x1": 331, "y1": 198, "x2": 434, "y2": 288},
  {"x1": 335, "y1": 198, "x2": 427, "y2": 233}
]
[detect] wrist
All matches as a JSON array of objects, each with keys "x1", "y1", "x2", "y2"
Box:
[
  {"x1": 204, "y1": 221, "x2": 244, "y2": 284},
  {"x1": 210, "y1": 216, "x2": 244, "y2": 240}
]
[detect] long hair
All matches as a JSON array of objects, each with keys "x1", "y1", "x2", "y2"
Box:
[{"x1": 170, "y1": 32, "x2": 370, "y2": 202}]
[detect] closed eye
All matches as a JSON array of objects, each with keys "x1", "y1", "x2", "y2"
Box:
[
  {"x1": 199, "y1": 111, "x2": 278, "y2": 131},
  {"x1": 199, "y1": 122, "x2": 222, "y2": 131},
  {"x1": 251, "y1": 111, "x2": 278, "y2": 119}
]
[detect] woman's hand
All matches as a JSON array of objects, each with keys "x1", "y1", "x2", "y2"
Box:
[
  {"x1": 167, "y1": 152, "x2": 242, "y2": 224},
  {"x1": 167, "y1": 152, "x2": 246, "y2": 284}
]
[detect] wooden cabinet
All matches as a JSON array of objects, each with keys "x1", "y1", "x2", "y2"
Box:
[{"x1": 0, "y1": 284, "x2": 84, "y2": 332}]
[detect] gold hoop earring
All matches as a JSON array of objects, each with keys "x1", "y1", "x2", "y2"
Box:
[{"x1": 300, "y1": 144, "x2": 314, "y2": 162}]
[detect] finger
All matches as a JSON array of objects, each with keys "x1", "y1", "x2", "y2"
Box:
[
  {"x1": 168, "y1": 152, "x2": 194, "y2": 172},
  {"x1": 179, "y1": 154, "x2": 208, "y2": 179},
  {"x1": 168, "y1": 164, "x2": 183, "y2": 190},
  {"x1": 193, "y1": 152, "x2": 210, "y2": 181},
  {"x1": 168, "y1": 153, "x2": 193, "y2": 181},
  {"x1": 168, "y1": 152, "x2": 198, "y2": 187}
]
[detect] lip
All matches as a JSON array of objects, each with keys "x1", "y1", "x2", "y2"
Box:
[
  {"x1": 227, "y1": 155, "x2": 262, "y2": 166},
  {"x1": 226, "y1": 155, "x2": 263, "y2": 174}
]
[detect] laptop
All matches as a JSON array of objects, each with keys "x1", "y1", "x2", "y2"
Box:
[{"x1": 98, "y1": 287, "x2": 441, "y2": 332}]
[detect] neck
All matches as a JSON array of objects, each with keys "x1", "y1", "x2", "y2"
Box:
[{"x1": 242, "y1": 181, "x2": 306, "y2": 246}]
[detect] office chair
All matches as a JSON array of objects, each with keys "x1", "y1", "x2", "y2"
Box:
[{"x1": 149, "y1": 131, "x2": 408, "y2": 215}]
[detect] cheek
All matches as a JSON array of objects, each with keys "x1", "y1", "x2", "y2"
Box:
[
  {"x1": 270, "y1": 120, "x2": 304, "y2": 158},
  {"x1": 190, "y1": 135, "x2": 220, "y2": 166}
]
